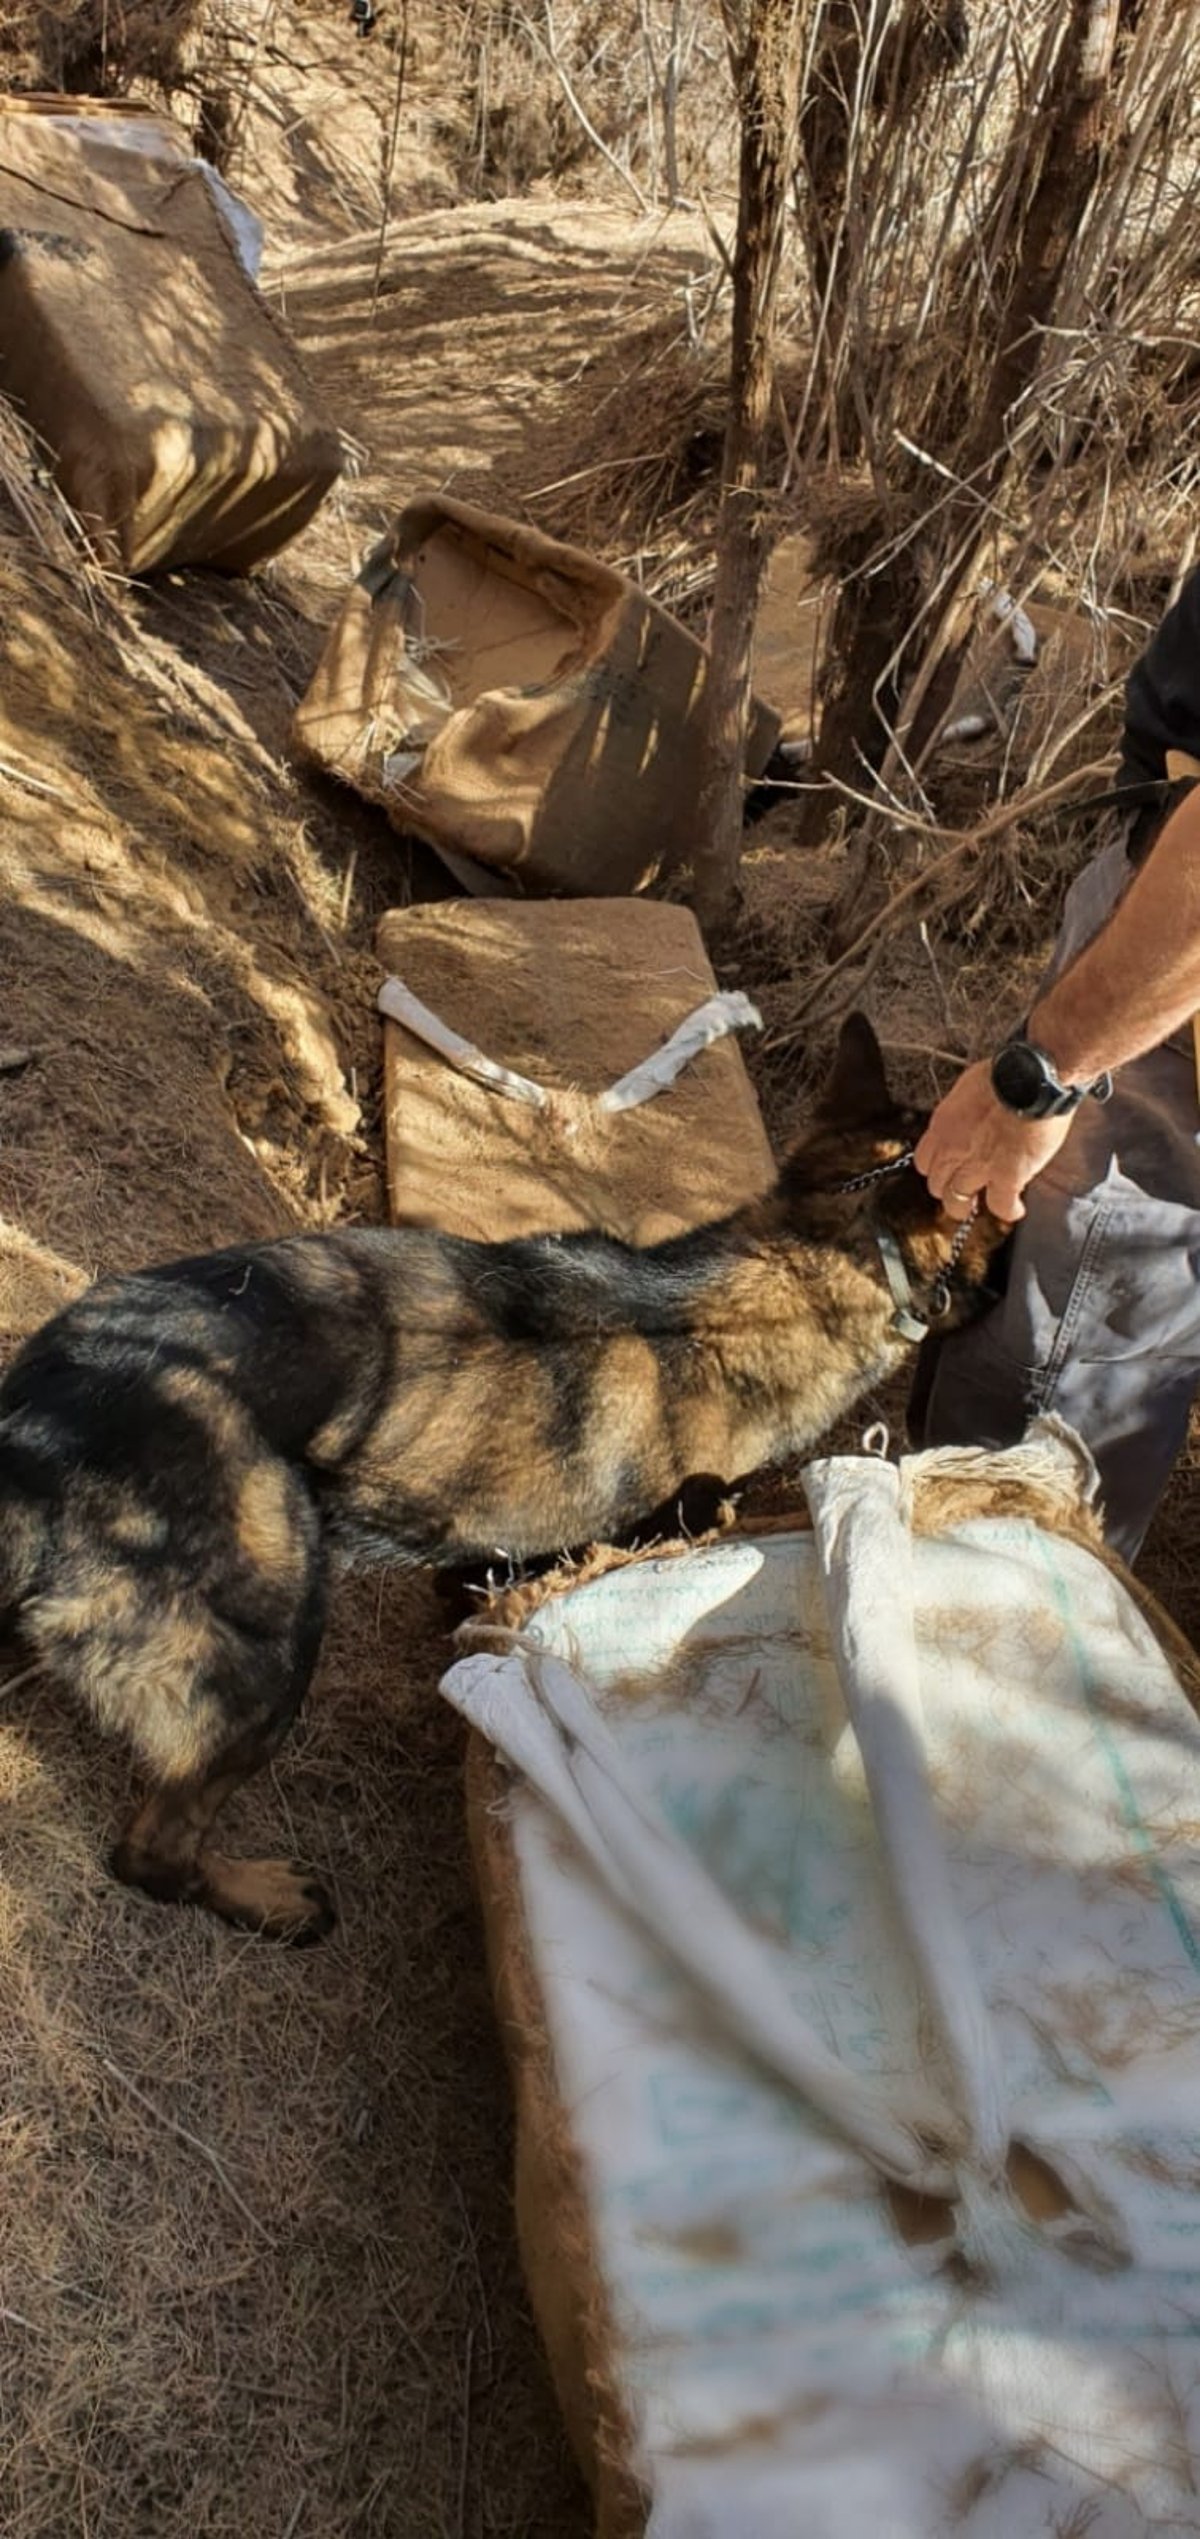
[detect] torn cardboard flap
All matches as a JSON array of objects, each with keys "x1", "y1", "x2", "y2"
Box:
[
  {"x1": 298, "y1": 495, "x2": 782, "y2": 897},
  {"x1": 376, "y1": 898, "x2": 775, "y2": 1244}
]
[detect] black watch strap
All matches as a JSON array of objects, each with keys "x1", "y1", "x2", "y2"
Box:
[{"x1": 990, "y1": 1033, "x2": 1113, "y2": 1120}]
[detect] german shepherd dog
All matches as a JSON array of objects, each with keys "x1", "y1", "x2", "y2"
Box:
[{"x1": 0, "y1": 1016, "x2": 1003, "y2": 1942}]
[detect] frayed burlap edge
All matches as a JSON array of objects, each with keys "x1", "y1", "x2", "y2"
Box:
[
  {"x1": 902, "y1": 1458, "x2": 1200, "y2": 1716},
  {"x1": 465, "y1": 1734, "x2": 649, "y2": 2538}
]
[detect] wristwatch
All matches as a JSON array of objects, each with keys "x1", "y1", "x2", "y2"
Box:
[{"x1": 990, "y1": 1032, "x2": 1113, "y2": 1120}]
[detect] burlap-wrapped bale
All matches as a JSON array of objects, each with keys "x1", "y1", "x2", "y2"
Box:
[
  {"x1": 937, "y1": 592, "x2": 1127, "y2": 779},
  {"x1": 0, "y1": 100, "x2": 341, "y2": 572},
  {"x1": 298, "y1": 496, "x2": 781, "y2": 896},
  {"x1": 376, "y1": 897, "x2": 776, "y2": 1244},
  {"x1": 447, "y1": 1435, "x2": 1200, "y2": 2536},
  {"x1": 753, "y1": 528, "x2": 831, "y2": 744}
]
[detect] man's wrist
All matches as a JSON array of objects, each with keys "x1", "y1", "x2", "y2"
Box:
[
  {"x1": 990, "y1": 1019, "x2": 1113, "y2": 1119},
  {"x1": 1023, "y1": 1007, "x2": 1095, "y2": 1089}
]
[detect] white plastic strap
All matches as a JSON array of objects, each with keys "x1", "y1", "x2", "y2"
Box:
[
  {"x1": 597, "y1": 993, "x2": 763, "y2": 1112},
  {"x1": 377, "y1": 977, "x2": 547, "y2": 1108},
  {"x1": 376, "y1": 976, "x2": 761, "y2": 1117},
  {"x1": 803, "y1": 1455, "x2": 1009, "y2": 2176}
]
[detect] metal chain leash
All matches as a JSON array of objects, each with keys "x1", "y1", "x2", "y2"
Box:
[
  {"x1": 831, "y1": 1148, "x2": 978, "y2": 1326},
  {"x1": 834, "y1": 1149, "x2": 917, "y2": 1195}
]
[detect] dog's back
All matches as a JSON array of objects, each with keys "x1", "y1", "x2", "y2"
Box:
[{"x1": 0, "y1": 1235, "x2": 395, "y2": 1708}]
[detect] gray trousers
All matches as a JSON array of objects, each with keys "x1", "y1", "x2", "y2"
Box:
[{"x1": 915, "y1": 835, "x2": 1200, "y2": 1562}]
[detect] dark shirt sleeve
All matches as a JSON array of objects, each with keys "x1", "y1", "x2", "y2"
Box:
[{"x1": 1120, "y1": 562, "x2": 1200, "y2": 788}]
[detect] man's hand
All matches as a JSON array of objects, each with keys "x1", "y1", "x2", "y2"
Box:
[{"x1": 914, "y1": 1061, "x2": 1075, "y2": 1220}]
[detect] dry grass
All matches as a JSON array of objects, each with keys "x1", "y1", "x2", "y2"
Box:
[
  {"x1": 0, "y1": 0, "x2": 203, "y2": 92},
  {"x1": 0, "y1": 1569, "x2": 584, "y2": 2539},
  {"x1": 0, "y1": 125, "x2": 590, "y2": 2523},
  {"x1": 447, "y1": 0, "x2": 737, "y2": 209},
  {"x1": 770, "y1": 0, "x2": 1200, "y2": 821}
]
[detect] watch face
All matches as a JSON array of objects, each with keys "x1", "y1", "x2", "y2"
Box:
[{"x1": 992, "y1": 1041, "x2": 1049, "y2": 1114}]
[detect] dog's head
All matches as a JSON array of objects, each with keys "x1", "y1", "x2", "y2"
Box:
[{"x1": 782, "y1": 1012, "x2": 1010, "y2": 1330}]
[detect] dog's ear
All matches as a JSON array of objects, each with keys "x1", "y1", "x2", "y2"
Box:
[{"x1": 820, "y1": 1012, "x2": 892, "y2": 1126}]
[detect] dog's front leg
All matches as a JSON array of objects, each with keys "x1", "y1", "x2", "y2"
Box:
[{"x1": 111, "y1": 1710, "x2": 335, "y2": 1945}]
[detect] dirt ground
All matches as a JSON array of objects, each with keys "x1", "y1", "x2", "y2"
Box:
[{"x1": 2, "y1": 8, "x2": 1199, "y2": 2537}]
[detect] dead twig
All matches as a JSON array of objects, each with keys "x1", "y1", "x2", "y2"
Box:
[
  {"x1": 690, "y1": 0, "x2": 803, "y2": 928},
  {"x1": 99, "y1": 2056, "x2": 275, "y2": 2245},
  {"x1": 763, "y1": 753, "x2": 1114, "y2": 1050},
  {"x1": 0, "y1": 753, "x2": 92, "y2": 813},
  {"x1": 514, "y1": 0, "x2": 652, "y2": 213},
  {"x1": 371, "y1": 0, "x2": 411, "y2": 318},
  {"x1": 881, "y1": 1038, "x2": 970, "y2": 1067}
]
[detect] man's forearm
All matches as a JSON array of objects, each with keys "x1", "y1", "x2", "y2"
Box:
[
  {"x1": 1029, "y1": 785, "x2": 1200, "y2": 1083},
  {"x1": 916, "y1": 777, "x2": 1200, "y2": 1221}
]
